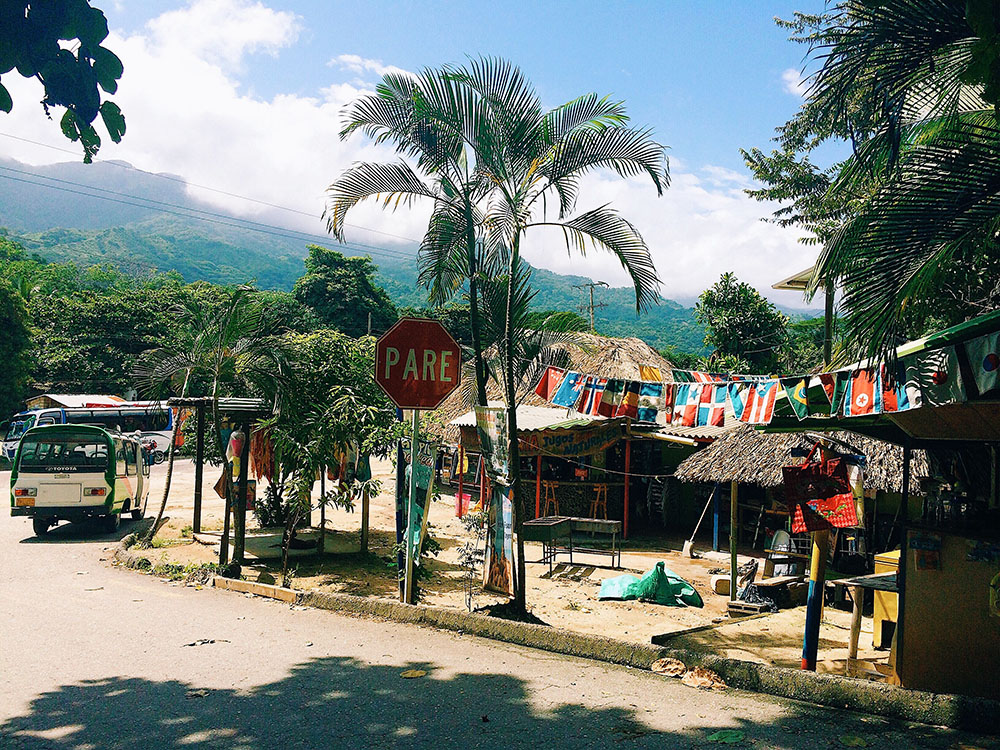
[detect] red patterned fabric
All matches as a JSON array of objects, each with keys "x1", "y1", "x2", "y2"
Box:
[{"x1": 783, "y1": 451, "x2": 857, "y2": 532}]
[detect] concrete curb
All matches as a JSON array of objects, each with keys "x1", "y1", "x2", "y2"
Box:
[{"x1": 112, "y1": 542, "x2": 998, "y2": 733}]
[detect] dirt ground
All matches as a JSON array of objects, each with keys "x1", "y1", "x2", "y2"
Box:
[{"x1": 136, "y1": 457, "x2": 885, "y2": 674}]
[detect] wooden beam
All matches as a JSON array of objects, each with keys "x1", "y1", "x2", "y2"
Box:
[
  {"x1": 730, "y1": 481, "x2": 738, "y2": 601},
  {"x1": 193, "y1": 405, "x2": 204, "y2": 534}
]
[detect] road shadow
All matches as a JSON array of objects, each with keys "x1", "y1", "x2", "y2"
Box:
[
  {"x1": 0, "y1": 655, "x2": 983, "y2": 749},
  {"x1": 15, "y1": 515, "x2": 153, "y2": 545}
]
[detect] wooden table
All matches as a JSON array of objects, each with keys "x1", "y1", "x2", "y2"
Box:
[
  {"x1": 522, "y1": 516, "x2": 622, "y2": 571},
  {"x1": 840, "y1": 571, "x2": 898, "y2": 678}
]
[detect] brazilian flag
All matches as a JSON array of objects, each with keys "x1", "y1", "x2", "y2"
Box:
[{"x1": 780, "y1": 377, "x2": 810, "y2": 420}]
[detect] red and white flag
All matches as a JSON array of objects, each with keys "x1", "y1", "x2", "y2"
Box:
[
  {"x1": 740, "y1": 380, "x2": 778, "y2": 424},
  {"x1": 534, "y1": 366, "x2": 566, "y2": 401}
]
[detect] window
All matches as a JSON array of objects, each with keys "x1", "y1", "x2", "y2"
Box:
[
  {"x1": 124, "y1": 442, "x2": 137, "y2": 476},
  {"x1": 114, "y1": 440, "x2": 126, "y2": 476},
  {"x1": 19, "y1": 438, "x2": 109, "y2": 472}
]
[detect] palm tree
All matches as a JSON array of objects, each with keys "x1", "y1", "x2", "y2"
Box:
[
  {"x1": 789, "y1": 1, "x2": 1000, "y2": 360},
  {"x1": 451, "y1": 59, "x2": 667, "y2": 612},
  {"x1": 136, "y1": 287, "x2": 285, "y2": 563},
  {"x1": 329, "y1": 58, "x2": 668, "y2": 612},
  {"x1": 325, "y1": 69, "x2": 495, "y2": 406}
]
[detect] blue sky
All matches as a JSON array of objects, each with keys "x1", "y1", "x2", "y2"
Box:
[
  {"x1": 107, "y1": 1, "x2": 825, "y2": 172},
  {"x1": 4, "y1": 1, "x2": 832, "y2": 305}
]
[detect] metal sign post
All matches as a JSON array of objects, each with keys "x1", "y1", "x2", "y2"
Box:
[
  {"x1": 374, "y1": 318, "x2": 462, "y2": 605},
  {"x1": 404, "y1": 408, "x2": 419, "y2": 604}
]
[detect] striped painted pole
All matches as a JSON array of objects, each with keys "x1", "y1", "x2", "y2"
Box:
[{"x1": 801, "y1": 528, "x2": 830, "y2": 670}]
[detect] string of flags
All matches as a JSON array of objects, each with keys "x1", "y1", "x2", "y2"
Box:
[{"x1": 532, "y1": 331, "x2": 1000, "y2": 428}]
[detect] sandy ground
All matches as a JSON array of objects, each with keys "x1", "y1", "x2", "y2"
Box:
[{"x1": 15, "y1": 457, "x2": 887, "y2": 674}]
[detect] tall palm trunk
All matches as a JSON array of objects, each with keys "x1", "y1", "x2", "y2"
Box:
[
  {"x1": 142, "y1": 370, "x2": 191, "y2": 545},
  {"x1": 505, "y1": 232, "x2": 527, "y2": 615},
  {"x1": 465, "y1": 199, "x2": 489, "y2": 406}
]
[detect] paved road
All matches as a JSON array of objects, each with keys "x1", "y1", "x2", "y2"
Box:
[{"x1": 0, "y1": 512, "x2": 991, "y2": 749}]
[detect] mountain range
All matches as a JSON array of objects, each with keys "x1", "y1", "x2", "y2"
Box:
[{"x1": 0, "y1": 157, "x2": 817, "y2": 353}]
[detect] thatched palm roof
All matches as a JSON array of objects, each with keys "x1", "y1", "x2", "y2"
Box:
[
  {"x1": 673, "y1": 424, "x2": 928, "y2": 494},
  {"x1": 430, "y1": 333, "x2": 673, "y2": 444}
]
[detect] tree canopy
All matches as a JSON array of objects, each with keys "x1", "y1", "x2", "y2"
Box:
[
  {"x1": 293, "y1": 245, "x2": 398, "y2": 338},
  {"x1": 1, "y1": 0, "x2": 126, "y2": 161},
  {"x1": 694, "y1": 273, "x2": 788, "y2": 373}
]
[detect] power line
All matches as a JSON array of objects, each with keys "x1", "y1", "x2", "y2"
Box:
[
  {"x1": 0, "y1": 130, "x2": 423, "y2": 245},
  {"x1": 0, "y1": 171, "x2": 420, "y2": 267},
  {"x1": 0, "y1": 164, "x2": 415, "y2": 261}
]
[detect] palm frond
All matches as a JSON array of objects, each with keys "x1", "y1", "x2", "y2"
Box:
[
  {"x1": 816, "y1": 115, "x2": 1000, "y2": 360},
  {"x1": 542, "y1": 125, "x2": 669, "y2": 205},
  {"x1": 324, "y1": 161, "x2": 440, "y2": 240},
  {"x1": 527, "y1": 205, "x2": 661, "y2": 312}
]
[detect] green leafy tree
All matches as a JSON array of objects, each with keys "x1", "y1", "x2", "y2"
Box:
[
  {"x1": 136, "y1": 287, "x2": 286, "y2": 560},
  {"x1": 0, "y1": 278, "x2": 31, "y2": 418},
  {"x1": 695, "y1": 273, "x2": 788, "y2": 373},
  {"x1": 745, "y1": 3, "x2": 1000, "y2": 359},
  {"x1": 293, "y1": 245, "x2": 397, "y2": 338},
  {"x1": 1, "y1": 0, "x2": 126, "y2": 161},
  {"x1": 262, "y1": 329, "x2": 399, "y2": 580},
  {"x1": 524, "y1": 310, "x2": 590, "y2": 332}
]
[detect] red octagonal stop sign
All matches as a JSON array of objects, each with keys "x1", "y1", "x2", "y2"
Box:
[{"x1": 375, "y1": 318, "x2": 462, "y2": 410}]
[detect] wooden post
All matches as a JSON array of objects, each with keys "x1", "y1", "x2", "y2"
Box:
[
  {"x1": 193, "y1": 405, "x2": 205, "y2": 534},
  {"x1": 318, "y1": 467, "x2": 326, "y2": 555},
  {"x1": 623, "y1": 440, "x2": 631, "y2": 539},
  {"x1": 535, "y1": 454, "x2": 542, "y2": 519},
  {"x1": 801, "y1": 528, "x2": 830, "y2": 670},
  {"x1": 895, "y1": 437, "x2": 912, "y2": 683},
  {"x1": 456, "y1": 446, "x2": 465, "y2": 518},
  {"x1": 360, "y1": 481, "x2": 370, "y2": 555},
  {"x1": 713, "y1": 481, "x2": 721, "y2": 552},
  {"x1": 233, "y1": 421, "x2": 250, "y2": 563},
  {"x1": 394, "y1": 408, "x2": 405, "y2": 601},
  {"x1": 847, "y1": 584, "x2": 863, "y2": 676},
  {"x1": 730, "y1": 481, "x2": 738, "y2": 601},
  {"x1": 404, "y1": 409, "x2": 419, "y2": 605}
]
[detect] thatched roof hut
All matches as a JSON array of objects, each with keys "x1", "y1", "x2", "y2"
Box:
[
  {"x1": 431, "y1": 333, "x2": 673, "y2": 444},
  {"x1": 673, "y1": 424, "x2": 928, "y2": 494}
]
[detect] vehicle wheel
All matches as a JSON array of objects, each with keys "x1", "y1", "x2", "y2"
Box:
[
  {"x1": 131, "y1": 499, "x2": 146, "y2": 521},
  {"x1": 152, "y1": 450, "x2": 165, "y2": 465},
  {"x1": 103, "y1": 513, "x2": 121, "y2": 533},
  {"x1": 32, "y1": 517, "x2": 51, "y2": 536}
]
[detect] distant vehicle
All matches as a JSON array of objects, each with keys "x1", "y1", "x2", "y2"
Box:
[
  {"x1": 10, "y1": 424, "x2": 150, "y2": 536},
  {"x1": 2, "y1": 402, "x2": 177, "y2": 462}
]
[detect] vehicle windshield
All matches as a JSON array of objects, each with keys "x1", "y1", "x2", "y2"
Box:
[
  {"x1": 4, "y1": 415, "x2": 36, "y2": 441},
  {"x1": 18, "y1": 436, "x2": 109, "y2": 472}
]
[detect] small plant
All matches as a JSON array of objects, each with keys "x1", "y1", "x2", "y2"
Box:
[
  {"x1": 457, "y1": 511, "x2": 487, "y2": 612},
  {"x1": 564, "y1": 600, "x2": 582, "y2": 611},
  {"x1": 180, "y1": 524, "x2": 193, "y2": 538}
]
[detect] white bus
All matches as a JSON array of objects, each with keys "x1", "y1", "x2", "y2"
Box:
[
  {"x1": 2, "y1": 402, "x2": 176, "y2": 463},
  {"x1": 10, "y1": 424, "x2": 150, "y2": 536}
]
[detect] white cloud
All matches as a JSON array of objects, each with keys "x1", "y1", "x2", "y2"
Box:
[
  {"x1": 519, "y1": 168, "x2": 817, "y2": 308},
  {"x1": 328, "y1": 54, "x2": 408, "y2": 79},
  {"x1": 146, "y1": 0, "x2": 303, "y2": 72},
  {"x1": 0, "y1": 0, "x2": 816, "y2": 308},
  {"x1": 781, "y1": 67, "x2": 808, "y2": 97}
]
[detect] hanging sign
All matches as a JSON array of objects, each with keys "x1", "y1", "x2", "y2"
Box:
[
  {"x1": 519, "y1": 421, "x2": 623, "y2": 458},
  {"x1": 483, "y1": 484, "x2": 514, "y2": 596}
]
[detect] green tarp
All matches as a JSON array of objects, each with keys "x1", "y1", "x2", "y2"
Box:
[{"x1": 598, "y1": 562, "x2": 703, "y2": 607}]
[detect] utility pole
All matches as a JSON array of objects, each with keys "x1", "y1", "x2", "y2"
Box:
[{"x1": 572, "y1": 281, "x2": 609, "y2": 331}]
